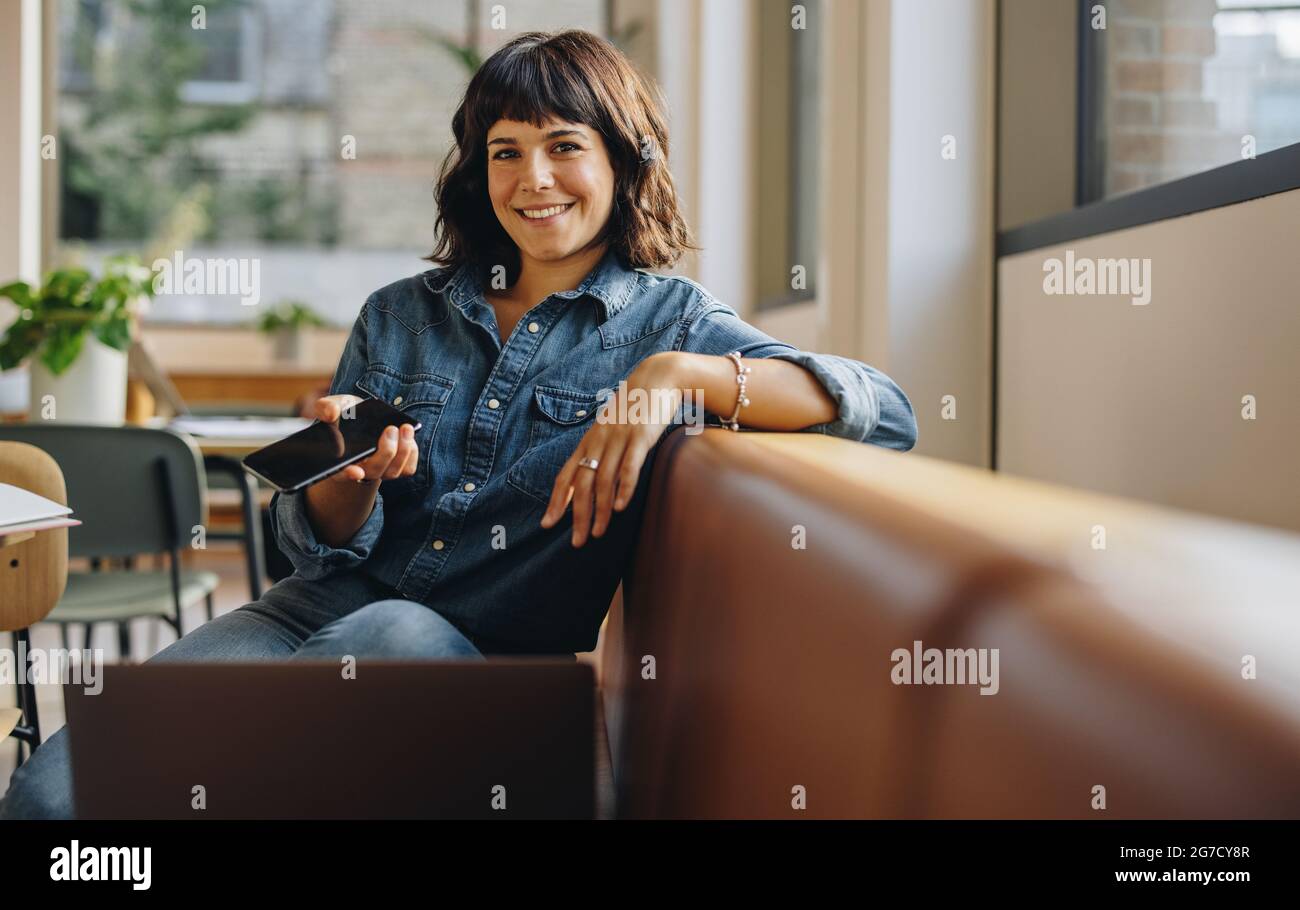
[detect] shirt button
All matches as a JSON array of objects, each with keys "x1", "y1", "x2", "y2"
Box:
[
  {"x1": 575, "y1": 409, "x2": 587, "y2": 418},
  {"x1": 487, "y1": 398, "x2": 500, "y2": 409},
  {"x1": 527, "y1": 322, "x2": 539, "y2": 333},
  {"x1": 431, "y1": 539, "x2": 445, "y2": 550},
  {"x1": 463, "y1": 482, "x2": 476, "y2": 492},
  {"x1": 392, "y1": 395, "x2": 403, "y2": 406}
]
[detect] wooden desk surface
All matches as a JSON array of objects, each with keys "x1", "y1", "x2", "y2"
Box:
[
  {"x1": 169, "y1": 370, "x2": 330, "y2": 408},
  {"x1": 193, "y1": 438, "x2": 277, "y2": 457}
]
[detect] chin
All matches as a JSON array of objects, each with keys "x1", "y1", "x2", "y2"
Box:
[{"x1": 523, "y1": 243, "x2": 580, "y2": 262}]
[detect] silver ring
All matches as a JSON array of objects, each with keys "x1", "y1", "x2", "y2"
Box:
[{"x1": 578, "y1": 456, "x2": 600, "y2": 471}]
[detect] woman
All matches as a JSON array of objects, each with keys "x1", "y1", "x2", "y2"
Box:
[{"x1": 0, "y1": 29, "x2": 915, "y2": 819}]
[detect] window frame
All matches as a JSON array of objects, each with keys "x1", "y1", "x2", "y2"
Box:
[
  {"x1": 752, "y1": 0, "x2": 822, "y2": 313},
  {"x1": 178, "y1": 5, "x2": 262, "y2": 106},
  {"x1": 998, "y1": 0, "x2": 1300, "y2": 257}
]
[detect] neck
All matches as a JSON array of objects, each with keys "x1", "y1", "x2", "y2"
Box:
[{"x1": 505, "y1": 243, "x2": 608, "y2": 307}]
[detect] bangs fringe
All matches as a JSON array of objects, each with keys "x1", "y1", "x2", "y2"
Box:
[
  {"x1": 473, "y1": 39, "x2": 599, "y2": 136},
  {"x1": 429, "y1": 30, "x2": 697, "y2": 280}
]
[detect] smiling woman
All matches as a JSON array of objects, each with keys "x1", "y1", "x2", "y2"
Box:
[
  {"x1": 430, "y1": 30, "x2": 693, "y2": 292},
  {"x1": 0, "y1": 28, "x2": 917, "y2": 821},
  {"x1": 412, "y1": 31, "x2": 915, "y2": 547},
  {"x1": 481, "y1": 118, "x2": 614, "y2": 342}
]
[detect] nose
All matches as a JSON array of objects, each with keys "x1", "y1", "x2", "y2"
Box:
[{"x1": 519, "y1": 149, "x2": 555, "y2": 194}]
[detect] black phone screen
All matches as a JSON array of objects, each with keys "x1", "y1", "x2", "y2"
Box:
[{"x1": 241, "y1": 398, "x2": 421, "y2": 493}]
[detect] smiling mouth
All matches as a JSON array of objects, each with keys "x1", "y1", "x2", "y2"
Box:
[{"x1": 516, "y1": 202, "x2": 575, "y2": 223}]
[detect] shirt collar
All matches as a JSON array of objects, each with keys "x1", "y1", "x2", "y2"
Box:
[{"x1": 422, "y1": 247, "x2": 641, "y2": 322}]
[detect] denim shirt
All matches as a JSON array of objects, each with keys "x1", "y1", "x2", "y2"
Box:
[{"x1": 269, "y1": 247, "x2": 917, "y2": 655}]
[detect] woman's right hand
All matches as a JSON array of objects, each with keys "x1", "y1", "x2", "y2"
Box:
[{"x1": 313, "y1": 394, "x2": 419, "y2": 486}]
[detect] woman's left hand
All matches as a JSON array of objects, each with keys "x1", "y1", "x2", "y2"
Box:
[{"x1": 540, "y1": 352, "x2": 686, "y2": 546}]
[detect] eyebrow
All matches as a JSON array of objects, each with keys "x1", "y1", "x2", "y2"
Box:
[{"x1": 487, "y1": 128, "x2": 586, "y2": 146}]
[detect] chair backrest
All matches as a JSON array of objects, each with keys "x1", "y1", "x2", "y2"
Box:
[
  {"x1": 0, "y1": 441, "x2": 70, "y2": 630},
  {"x1": 0, "y1": 425, "x2": 207, "y2": 560}
]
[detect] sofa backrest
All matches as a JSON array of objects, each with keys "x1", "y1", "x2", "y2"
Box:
[{"x1": 602, "y1": 427, "x2": 1300, "y2": 818}]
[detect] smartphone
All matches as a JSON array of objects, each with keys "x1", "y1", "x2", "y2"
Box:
[{"x1": 241, "y1": 398, "x2": 421, "y2": 493}]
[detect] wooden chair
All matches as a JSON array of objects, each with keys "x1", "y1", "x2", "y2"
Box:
[
  {"x1": 0, "y1": 425, "x2": 218, "y2": 658},
  {"x1": 0, "y1": 441, "x2": 70, "y2": 764}
]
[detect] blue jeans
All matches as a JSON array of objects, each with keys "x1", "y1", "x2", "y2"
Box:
[{"x1": 0, "y1": 570, "x2": 484, "y2": 820}]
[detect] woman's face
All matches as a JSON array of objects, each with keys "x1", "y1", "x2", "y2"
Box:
[{"x1": 486, "y1": 117, "x2": 616, "y2": 267}]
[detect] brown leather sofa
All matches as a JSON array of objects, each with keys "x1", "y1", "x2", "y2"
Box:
[{"x1": 593, "y1": 427, "x2": 1300, "y2": 818}]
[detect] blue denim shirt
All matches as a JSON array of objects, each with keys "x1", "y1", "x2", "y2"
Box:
[{"x1": 269, "y1": 248, "x2": 917, "y2": 654}]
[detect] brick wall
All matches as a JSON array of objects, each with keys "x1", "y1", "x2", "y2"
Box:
[
  {"x1": 331, "y1": 0, "x2": 608, "y2": 250},
  {"x1": 148, "y1": 0, "x2": 610, "y2": 252},
  {"x1": 60, "y1": 1, "x2": 621, "y2": 257},
  {"x1": 1105, "y1": 0, "x2": 1238, "y2": 195}
]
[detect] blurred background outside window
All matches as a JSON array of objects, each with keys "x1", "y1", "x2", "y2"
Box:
[
  {"x1": 1082, "y1": 0, "x2": 1300, "y2": 201},
  {"x1": 55, "y1": 0, "x2": 619, "y2": 328}
]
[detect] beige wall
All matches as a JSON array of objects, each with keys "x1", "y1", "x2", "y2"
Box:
[
  {"x1": 0, "y1": 0, "x2": 43, "y2": 286},
  {"x1": 863, "y1": 0, "x2": 997, "y2": 467},
  {"x1": 997, "y1": 0, "x2": 1077, "y2": 230},
  {"x1": 998, "y1": 186, "x2": 1300, "y2": 533},
  {"x1": 752, "y1": 1, "x2": 794, "y2": 310}
]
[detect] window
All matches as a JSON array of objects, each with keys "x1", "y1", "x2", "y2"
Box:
[
  {"x1": 754, "y1": 0, "x2": 821, "y2": 311},
  {"x1": 180, "y1": 5, "x2": 262, "y2": 105},
  {"x1": 55, "y1": 0, "x2": 612, "y2": 327},
  {"x1": 1081, "y1": 0, "x2": 1300, "y2": 203}
]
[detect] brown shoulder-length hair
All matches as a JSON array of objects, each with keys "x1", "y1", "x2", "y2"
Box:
[{"x1": 427, "y1": 30, "x2": 696, "y2": 284}]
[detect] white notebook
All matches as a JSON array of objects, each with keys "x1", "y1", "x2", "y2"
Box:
[{"x1": 0, "y1": 482, "x2": 74, "y2": 528}]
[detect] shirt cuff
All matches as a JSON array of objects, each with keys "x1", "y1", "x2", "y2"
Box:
[
  {"x1": 268, "y1": 487, "x2": 385, "y2": 581},
  {"x1": 761, "y1": 349, "x2": 880, "y2": 442}
]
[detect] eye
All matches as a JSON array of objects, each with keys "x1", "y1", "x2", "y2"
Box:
[
  {"x1": 553, "y1": 142, "x2": 581, "y2": 153},
  {"x1": 491, "y1": 148, "x2": 519, "y2": 160}
]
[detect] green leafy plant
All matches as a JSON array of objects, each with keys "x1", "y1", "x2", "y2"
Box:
[
  {"x1": 0, "y1": 256, "x2": 153, "y2": 376},
  {"x1": 425, "y1": 30, "x2": 484, "y2": 74},
  {"x1": 254, "y1": 301, "x2": 330, "y2": 334}
]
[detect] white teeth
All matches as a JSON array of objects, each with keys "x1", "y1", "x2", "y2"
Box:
[{"x1": 520, "y1": 203, "x2": 571, "y2": 219}]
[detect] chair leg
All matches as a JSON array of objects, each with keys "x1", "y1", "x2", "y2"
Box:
[
  {"x1": 117, "y1": 622, "x2": 131, "y2": 664},
  {"x1": 13, "y1": 627, "x2": 41, "y2": 751},
  {"x1": 9, "y1": 637, "x2": 24, "y2": 768}
]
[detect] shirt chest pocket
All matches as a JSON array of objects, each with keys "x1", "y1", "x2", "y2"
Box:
[
  {"x1": 509, "y1": 385, "x2": 604, "y2": 505},
  {"x1": 526, "y1": 385, "x2": 604, "y2": 450},
  {"x1": 354, "y1": 367, "x2": 456, "y2": 492}
]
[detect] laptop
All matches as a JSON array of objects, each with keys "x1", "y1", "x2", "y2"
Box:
[{"x1": 64, "y1": 661, "x2": 595, "y2": 819}]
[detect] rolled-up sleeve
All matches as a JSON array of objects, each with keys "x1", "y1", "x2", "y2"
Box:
[
  {"x1": 266, "y1": 302, "x2": 387, "y2": 580},
  {"x1": 269, "y1": 485, "x2": 386, "y2": 581},
  {"x1": 679, "y1": 301, "x2": 918, "y2": 450}
]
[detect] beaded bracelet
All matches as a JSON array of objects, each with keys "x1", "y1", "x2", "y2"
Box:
[{"x1": 719, "y1": 350, "x2": 751, "y2": 431}]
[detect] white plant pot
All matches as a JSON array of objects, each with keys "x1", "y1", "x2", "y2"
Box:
[
  {"x1": 271, "y1": 328, "x2": 305, "y2": 365},
  {"x1": 27, "y1": 334, "x2": 129, "y2": 425}
]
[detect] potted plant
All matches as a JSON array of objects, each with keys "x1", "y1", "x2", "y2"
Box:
[
  {"x1": 0, "y1": 255, "x2": 153, "y2": 425},
  {"x1": 254, "y1": 300, "x2": 329, "y2": 365}
]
